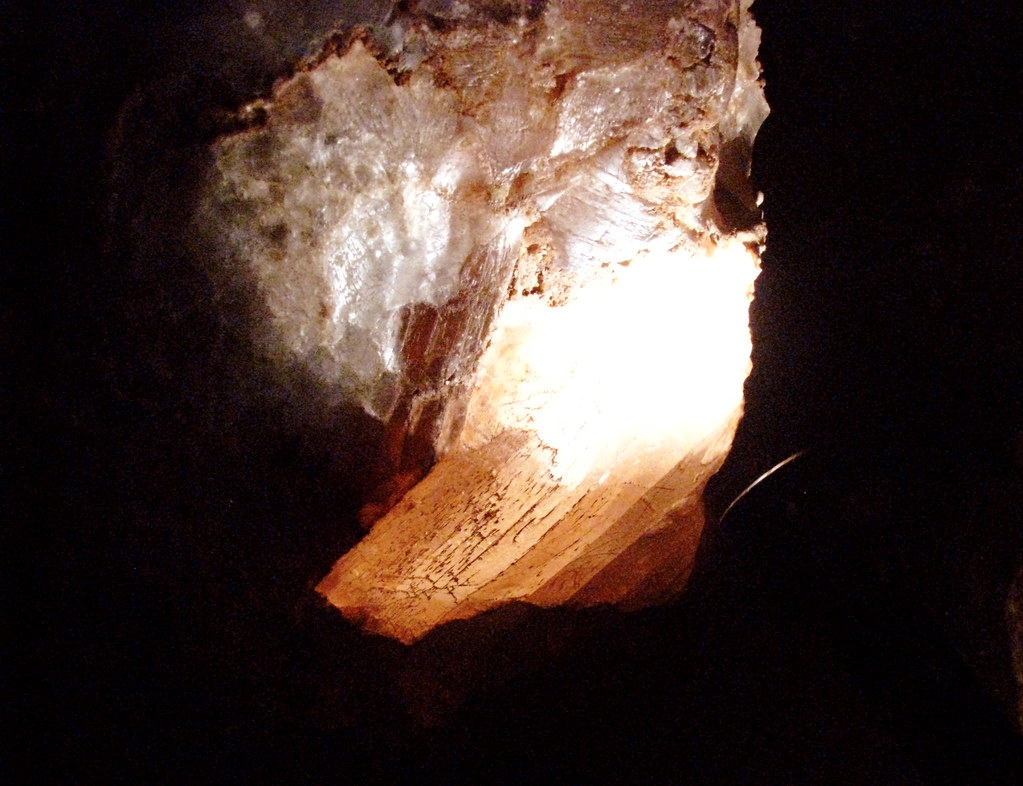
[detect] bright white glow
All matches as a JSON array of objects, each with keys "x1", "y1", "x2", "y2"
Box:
[{"x1": 460, "y1": 236, "x2": 760, "y2": 486}]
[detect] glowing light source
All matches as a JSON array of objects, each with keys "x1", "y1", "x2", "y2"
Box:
[{"x1": 462, "y1": 237, "x2": 760, "y2": 486}]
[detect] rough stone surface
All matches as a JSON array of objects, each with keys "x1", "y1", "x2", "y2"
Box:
[{"x1": 201, "y1": 0, "x2": 768, "y2": 642}]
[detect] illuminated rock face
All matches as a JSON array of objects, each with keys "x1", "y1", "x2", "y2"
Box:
[{"x1": 205, "y1": 0, "x2": 767, "y2": 643}]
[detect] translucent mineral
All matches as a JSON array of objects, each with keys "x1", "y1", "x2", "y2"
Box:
[{"x1": 203, "y1": 0, "x2": 768, "y2": 643}]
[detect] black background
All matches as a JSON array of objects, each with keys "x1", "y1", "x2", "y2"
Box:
[{"x1": 5, "y1": 1, "x2": 1023, "y2": 781}]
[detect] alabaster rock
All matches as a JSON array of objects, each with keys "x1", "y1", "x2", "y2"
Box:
[{"x1": 200, "y1": 0, "x2": 768, "y2": 643}]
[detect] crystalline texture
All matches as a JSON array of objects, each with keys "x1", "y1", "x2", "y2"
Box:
[
  {"x1": 209, "y1": 48, "x2": 497, "y2": 418},
  {"x1": 204, "y1": 0, "x2": 768, "y2": 642}
]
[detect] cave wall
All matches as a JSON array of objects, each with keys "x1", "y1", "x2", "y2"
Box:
[{"x1": 6, "y1": 0, "x2": 1023, "y2": 780}]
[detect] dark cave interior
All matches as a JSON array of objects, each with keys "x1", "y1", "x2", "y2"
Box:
[{"x1": 5, "y1": 1, "x2": 1023, "y2": 781}]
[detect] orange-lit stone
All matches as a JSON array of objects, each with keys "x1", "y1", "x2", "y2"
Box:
[{"x1": 204, "y1": 0, "x2": 768, "y2": 642}]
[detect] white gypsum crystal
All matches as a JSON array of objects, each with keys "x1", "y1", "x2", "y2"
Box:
[
  {"x1": 208, "y1": 46, "x2": 497, "y2": 418},
  {"x1": 203, "y1": 0, "x2": 768, "y2": 642}
]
